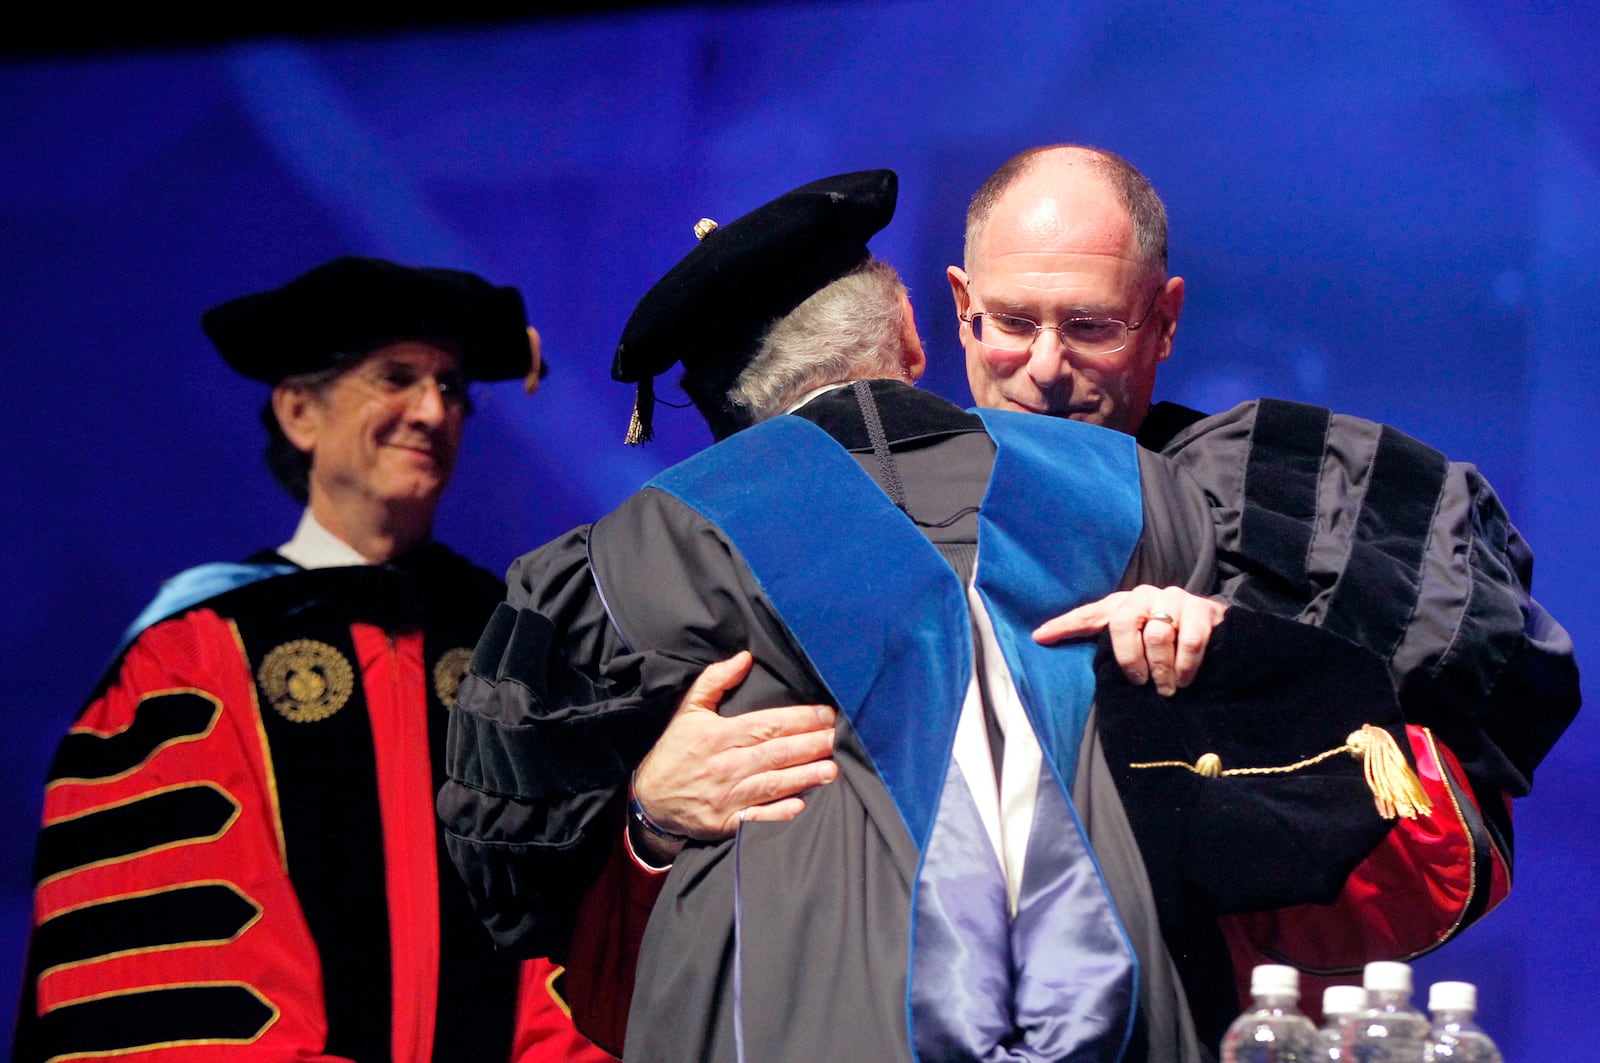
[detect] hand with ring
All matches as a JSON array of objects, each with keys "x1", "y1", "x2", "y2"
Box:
[{"x1": 1031, "y1": 585, "x2": 1227, "y2": 697}]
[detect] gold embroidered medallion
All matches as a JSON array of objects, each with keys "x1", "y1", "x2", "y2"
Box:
[
  {"x1": 433, "y1": 647, "x2": 474, "y2": 708},
  {"x1": 257, "y1": 640, "x2": 354, "y2": 723}
]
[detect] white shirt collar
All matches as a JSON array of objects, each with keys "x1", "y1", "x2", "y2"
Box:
[
  {"x1": 278, "y1": 510, "x2": 371, "y2": 569},
  {"x1": 782, "y1": 380, "x2": 854, "y2": 416}
]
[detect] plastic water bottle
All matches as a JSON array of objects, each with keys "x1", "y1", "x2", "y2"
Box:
[
  {"x1": 1221, "y1": 964, "x2": 1322, "y2": 1062},
  {"x1": 1348, "y1": 961, "x2": 1430, "y2": 1062},
  {"x1": 1320, "y1": 984, "x2": 1368, "y2": 1061},
  {"x1": 1425, "y1": 981, "x2": 1502, "y2": 1062}
]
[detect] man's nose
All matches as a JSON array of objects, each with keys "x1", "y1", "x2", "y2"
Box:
[
  {"x1": 407, "y1": 378, "x2": 450, "y2": 425},
  {"x1": 1025, "y1": 329, "x2": 1073, "y2": 389}
]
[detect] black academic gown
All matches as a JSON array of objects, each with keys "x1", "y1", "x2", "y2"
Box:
[{"x1": 442, "y1": 381, "x2": 1220, "y2": 1063}]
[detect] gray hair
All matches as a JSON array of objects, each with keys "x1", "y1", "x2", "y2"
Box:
[
  {"x1": 263, "y1": 361, "x2": 351, "y2": 506},
  {"x1": 963, "y1": 144, "x2": 1169, "y2": 281},
  {"x1": 726, "y1": 258, "x2": 910, "y2": 426}
]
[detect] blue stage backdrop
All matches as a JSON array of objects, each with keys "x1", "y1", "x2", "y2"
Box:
[{"x1": 2, "y1": 1, "x2": 1595, "y2": 1056}]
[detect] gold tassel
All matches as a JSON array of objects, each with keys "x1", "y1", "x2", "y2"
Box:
[
  {"x1": 624, "y1": 377, "x2": 655, "y2": 445},
  {"x1": 1129, "y1": 723, "x2": 1434, "y2": 822},
  {"x1": 523, "y1": 325, "x2": 544, "y2": 395},
  {"x1": 1347, "y1": 724, "x2": 1433, "y2": 821}
]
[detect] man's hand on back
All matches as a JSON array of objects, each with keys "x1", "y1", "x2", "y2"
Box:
[{"x1": 629, "y1": 651, "x2": 839, "y2": 863}]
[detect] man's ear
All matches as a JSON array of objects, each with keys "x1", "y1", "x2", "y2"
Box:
[
  {"x1": 899, "y1": 296, "x2": 927, "y2": 383},
  {"x1": 271, "y1": 385, "x2": 320, "y2": 454},
  {"x1": 947, "y1": 265, "x2": 973, "y2": 318},
  {"x1": 1154, "y1": 275, "x2": 1185, "y2": 364}
]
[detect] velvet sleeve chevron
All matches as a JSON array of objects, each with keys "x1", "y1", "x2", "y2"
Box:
[
  {"x1": 1159, "y1": 398, "x2": 1581, "y2": 801},
  {"x1": 439, "y1": 526, "x2": 704, "y2": 962},
  {"x1": 14, "y1": 608, "x2": 357, "y2": 1063}
]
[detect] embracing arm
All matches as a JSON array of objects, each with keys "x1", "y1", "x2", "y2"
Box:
[
  {"x1": 627, "y1": 651, "x2": 838, "y2": 863},
  {"x1": 438, "y1": 526, "x2": 685, "y2": 960},
  {"x1": 440, "y1": 492, "x2": 843, "y2": 959},
  {"x1": 559, "y1": 652, "x2": 837, "y2": 1053}
]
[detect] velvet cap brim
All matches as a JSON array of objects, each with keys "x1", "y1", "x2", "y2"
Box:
[
  {"x1": 611, "y1": 169, "x2": 898, "y2": 393},
  {"x1": 201, "y1": 256, "x2": 532, "y2": 383}
]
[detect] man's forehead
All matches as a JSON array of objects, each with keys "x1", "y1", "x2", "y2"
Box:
[
  {"x1": 978, "y1": 168, "x2": 1135, "y2": 266},
  {"x1": 971, "y1": 258, "x2": 1143, "y2": 319}
]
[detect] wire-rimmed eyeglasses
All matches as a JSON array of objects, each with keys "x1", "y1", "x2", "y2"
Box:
[{"x1": 960, "y1": 286, "x2": 1163, "y2": 356}]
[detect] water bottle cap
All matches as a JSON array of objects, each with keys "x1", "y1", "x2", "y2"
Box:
[
  {"x1": 1323, "y1": 984, "x2": 1368, "y2": 1016},
  {"x1": 1250, "y1": 964, "x2": 1300, "y2": 998},
  {"x1": 1428, "y1": 981, "x2": 1477, "y2": 1012},
  {"x1": 1363, "y1": 960, "x2": 1413, "y2": 994}
]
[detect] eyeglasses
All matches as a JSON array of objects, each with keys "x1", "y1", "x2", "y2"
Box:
[
  {"x1": 353, "y1": 360, "x2": 471, "y2": 411},
  {"x1": 960, "y1": 286, "x2": 1164, "y2": 356}
]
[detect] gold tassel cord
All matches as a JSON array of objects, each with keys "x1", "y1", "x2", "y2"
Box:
[
  {"x1": 624, "y1": 378, "x2": 656, "y2": 445},
  {"x1": 1129, "y1": 723, "x2": 1434, "y2": 821}
]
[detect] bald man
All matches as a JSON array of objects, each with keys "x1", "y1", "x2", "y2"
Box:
[
  {"x1": 950, "y1": 145, "x2": 1182, "y2": 435},
  {"x1": 948, "y1": 144, "x2": 1579, "y2": 1045}
]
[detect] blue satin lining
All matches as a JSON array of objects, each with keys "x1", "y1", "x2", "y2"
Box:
[
  {"x1": 910, "y1": 766, "x2": 1020, "y2": 1060},
  {"x1": 964, "y1": 410, "x2": 1147, "y2": 1060},
  {"x1": 1008, "y1": 769, "x2": 1139, "y2": 1058},
  {"x1": 911, "y1": 764, "x2": 1140, "y2": 1062}
]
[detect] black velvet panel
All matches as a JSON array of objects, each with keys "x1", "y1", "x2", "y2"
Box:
[
  {"x1": 419, "y1": 579, "x2": 523, "y2": 1063},
  {"x1": 1234, "y1": 399, "x2": 1331, "y2": 613},
  {"x1": 445, "y1": 702, "x2": 640, "y2": 804},
  {"x1": 791, "y1": 377, "x2": 984, "y2": 451},
  {"x1": 233, "y1": 579, "x2": 392, "y2": 1063},
  {"x1": 1135, "y1": 401, "x2": 1210, "y2": 452},
  {"x1": 493, "y1": 607, "x2": 560, "y2": 703},
  {"x1": 469, "y1": 601, "x2": 522, "y2": 681},
  {"x1": 48, "y1": 691, "x2": 220, "y2": 783},
  {"x1": 31, "y1": 883, "x2": 257, "y2": 971},
  {"x1": 30, "y1": 984, "x2": 274, "y2": 1059},
  {"x1": 1324, "y1": 424, "x2": 1448, "y2": 661},
  {"x1": 33, "y1": 784, "x2": 237, "y2": 883}
]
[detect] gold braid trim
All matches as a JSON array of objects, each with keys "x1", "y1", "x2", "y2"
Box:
[{"x1": 1130, "y1": 724, "x2": 1434, "y2": 821}]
